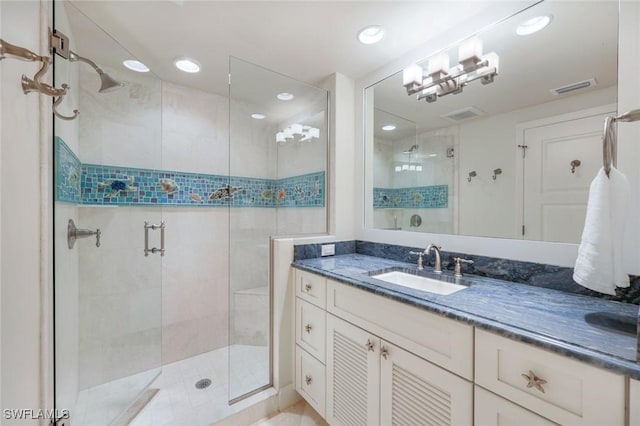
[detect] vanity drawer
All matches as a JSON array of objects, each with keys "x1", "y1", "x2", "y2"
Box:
[
  {"x1": 475, "y1": 386, "x2": 557, "y2": 426},
  {"x1": 295, "y1": 345, "x2": 326, "y2": 418},
  {"x1": 326, "y1": 279, "x2": 473, "y2": 379},
  {"x1": 475, "y1": 329, "x2": 625, "y2": 425},
  {"x1": 296, "y1": 297, "x2": 326, "y2": 363},
  {"x1": 295, "y1": 269, "x2": 326, "y2": 309}
]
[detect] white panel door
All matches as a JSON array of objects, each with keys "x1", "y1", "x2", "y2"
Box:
[
  {"x1": 523, "y1": 111, "x2": 613, "y2": 243},
  {"x1": 380, "y1": 341, "x2": 473, "y2": 426},
  {"x1": 326, "y1": 314, "x2": 381, "y2": 426}
]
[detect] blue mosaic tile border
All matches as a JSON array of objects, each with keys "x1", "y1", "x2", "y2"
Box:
[
  {"x1": 373, "y1": 185, "x2": 448, "y2": 209},
  {"x1": 55, "y1": 138, "x2": 325, "y2": 208},
  {"x1": 54, "y1": 137, "x2": 81, "y2": 203}
]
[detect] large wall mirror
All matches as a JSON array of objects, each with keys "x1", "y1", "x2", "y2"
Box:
[{"x1": 364, "y1": 1, "x2": 618, "y2": 243}]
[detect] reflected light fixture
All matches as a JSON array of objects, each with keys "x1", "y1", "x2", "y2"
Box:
[
  {"x1": 276, "y1": 123, "x2": 319, "y2": 144},
  {"x1": 123, "y1": 59, "x2": 149, "y2": 73},
  {"x1": 516, "y1": 15, "x2": 553, "y2": 36},
  {"x1": 402, "y1": 36, "x2": 499, "y2": 104},
  {"x1": 358, "y1": 25, "x2": 384, "y2": 45},
  {"x1": 382, "y1": 125, "x2": 396, "y2": 131},
  {"x1": 277, "y1": 92, "x2": 294, "y2": 101},
  {"x1": 174, "y1": 57, "x2": 201, "y2": 73},
  {"x1": 251, "y1": 113, "x2": 266, "y2": 120}
]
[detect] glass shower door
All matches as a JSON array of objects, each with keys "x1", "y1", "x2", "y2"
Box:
[
  {"x1": 228, "y1": 57, "x2": 328, "y2": 402},
  {"x1": 53, "y1": 2, "x2": 163, "y2": 424}
]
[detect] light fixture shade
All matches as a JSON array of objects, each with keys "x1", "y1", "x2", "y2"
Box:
[
  {"x1": 403, "y1": 64, "x2": 423, "y2": 87},
  {"x1": 402, "y1": 164, "x2": 409, "y2": 171},
  {"x1": 458, "y1": 37, "x2": 483, "y2": 68},
  {"x1": 308, "y1": 128, "x2": 320, "y2": 139},
  {"x1": 283, "y1": 128, "x2": 294, "y2": 139},
  {"x1": 290, "y1": 123, "x2": 303, "y2": 135},
  {"x1": 483, "y1": 52, "x2": 500, "y2": 73},
  {"x1": 427, "y1": 53, "x2": 450, "y2": 77},
  {"x1": 416, "y1": 165, "x2": 423, "y2": 172},
  {"x1": 395, "y1": 166, "x2": 402, "y2": 172},
  {"x1": 276, "y1": 132, "x2": 286, "y2": 143}
]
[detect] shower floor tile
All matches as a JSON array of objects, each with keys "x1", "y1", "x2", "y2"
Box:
[{"x1": 75, "y1": 345, "x2": 269, "y2": 426}]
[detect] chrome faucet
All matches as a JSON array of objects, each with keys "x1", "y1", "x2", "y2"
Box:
[{"x1": 424, "y1": 243, "x2": 442, "y2": 273}]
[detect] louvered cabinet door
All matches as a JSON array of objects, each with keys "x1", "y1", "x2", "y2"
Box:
[
  {"x1": 327, "y1": 314, "x2": 381, "y2": 426},
  {"x1": 380, "y1": 340, "x2": 472, "y2": 426}
]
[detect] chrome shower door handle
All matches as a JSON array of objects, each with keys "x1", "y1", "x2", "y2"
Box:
[{"x1": 144, "y1": 220, "x2": 165, "y2": 256}]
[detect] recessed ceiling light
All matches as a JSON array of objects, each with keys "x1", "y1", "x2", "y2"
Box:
[
  {"x1": 251, "y1": 113, "x2": 266, "y2": 120},
  {"x1": 516, "y1": 15, "x2": 553, "y2": 36},
  {"x1": 428, "y1": 154, "x2": 438, "y2": 157},
  {"x1": 358, "y1": 25, "x2": 384, "y2": 45},
  {"x1": 123, "y1": 59, "x2": 149, "y2": 73},
  {"x1": 381, "y1": 125, "x2": 396, "y2": 131},
  {"x1": 174, "y1": 58, "x2": 201, "y2": 73},
  {"x1": 277, "y1": 92, "x2": 294, "y2": 101}
]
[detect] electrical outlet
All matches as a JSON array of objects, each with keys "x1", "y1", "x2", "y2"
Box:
[{"x1": 321, "y1": 244, "x2": 335, "y2": 257}]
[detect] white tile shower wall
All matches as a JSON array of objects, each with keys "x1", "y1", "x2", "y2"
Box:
[
  {"x1": 78, "y1": 207, "x2": 163, "y2": 389},
  {"x1": 161, "y1": 208, "x2": 229, "y2": 364},
  {"x1": 162, "y1": 82, "x2": 229, "y2": 175},
  {"x1": 78, "y1": 65, "x2": 162, "y2": 169}
]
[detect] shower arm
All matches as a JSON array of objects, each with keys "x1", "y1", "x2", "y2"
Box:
[
  {"x1": 69, "y1": 51, "x2": 105, "y2": 76},
  {"x1": 0, "y1": 37, "x2": 79, "y2": 120}
]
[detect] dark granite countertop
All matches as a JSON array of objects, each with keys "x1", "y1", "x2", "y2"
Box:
[{"x1": 292, "y1": 253, "x2": 640, "y2": 379}]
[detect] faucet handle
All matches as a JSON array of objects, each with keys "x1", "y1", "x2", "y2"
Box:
[
  {"x1": 409, "y1": 251, "x2": 424, "y2": 270},
  {"x1": 453, "y1": 257, "x2": 474, "y2": 278}
]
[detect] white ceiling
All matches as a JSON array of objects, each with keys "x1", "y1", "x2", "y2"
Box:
[
  {"x1": 371, "y1": 1, "x2": 618, "y2": 136},
  {"x1": 66, "y1": 0, "x2": 506, "y2": 97}
]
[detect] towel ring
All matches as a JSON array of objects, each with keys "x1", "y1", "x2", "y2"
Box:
[{"x1": 602, "y1": 116, "x2": 617, "y2": 177}]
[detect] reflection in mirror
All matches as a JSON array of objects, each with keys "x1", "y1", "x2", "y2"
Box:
[{"x1": 366, "y1": 1, "x2": 618, "y2": 243}]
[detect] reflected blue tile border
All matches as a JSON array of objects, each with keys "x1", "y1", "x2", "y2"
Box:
[
  {"x1": 373, "y1": 185, "x2": 448, "y2": 209},
  {"x1": 55, "y1": 137, "x2": 325, "y2": 208}
]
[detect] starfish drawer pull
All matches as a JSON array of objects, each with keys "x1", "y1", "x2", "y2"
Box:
[{"x1": 521, "y1": 370, "x2": 547, "y2": 394}]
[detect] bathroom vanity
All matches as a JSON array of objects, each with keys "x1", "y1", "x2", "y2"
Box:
[{"x1": 292, "y1": 253, "x2": 639, "y2": 426}]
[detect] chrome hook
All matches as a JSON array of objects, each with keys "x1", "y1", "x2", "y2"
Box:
[
  {"x1": 53, "y1": 87, "x2": 80, "y2": 120},
  {"x1": 492, "y1": 168, "x2": 502, "y2": 180},
  {"x1": 467, "y1": 171, "x2": 477, "y2": 182},
  {"x1": 570, "y1": 159, "x2": 581, "y2": 174}
]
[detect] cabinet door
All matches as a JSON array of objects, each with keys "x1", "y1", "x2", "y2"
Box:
[
  {"x1": 380, "y1": 340, "x2": 472, "y2": 426},
  {"x1": 475, "y1": 386, "x2": 558, "y2": 426},
  {"x1": 326, "y1": 314, "x2": 380, "y2": 426}
]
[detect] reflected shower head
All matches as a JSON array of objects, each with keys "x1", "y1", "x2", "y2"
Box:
[
  {"x1": 69, "y1": 51, "x2": 124, "y2": 93},
  {"x1": 403, "y1": 144, "x2": 419, "y2": 154}
]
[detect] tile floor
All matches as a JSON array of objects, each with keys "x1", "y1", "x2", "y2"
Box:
[
  {"x1": 75, "y1": 345, "x2": 269, "y2": 426},
  {"x1": 252, "y1": 401, "x2": 328, "y2": 426}
]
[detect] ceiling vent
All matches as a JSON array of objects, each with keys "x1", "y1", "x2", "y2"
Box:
[
  {"x1": 550, "y1": 78, "x2": 597, "y2": 95},
  {"x1": 440, "y1": 106, "x2": 485, "y2": 123}
]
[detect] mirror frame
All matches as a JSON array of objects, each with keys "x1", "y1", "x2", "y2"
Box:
[{"x1": 354, "y1": 0, "x2": 638, "y2": 273}]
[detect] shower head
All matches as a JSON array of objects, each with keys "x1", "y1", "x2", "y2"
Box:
[
  {"x1": 69, "y1": 51, "x2": 124, "y2": 93},
  {"x1": 403, "y1": 144, "x2": 419, "y2": 154}
]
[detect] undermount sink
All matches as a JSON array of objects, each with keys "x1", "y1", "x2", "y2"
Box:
[
  {"x1": 371, "y1": 270, "x2": 468, "y2": 295},
  {"x1": 584, "y1": 312, "x2": 637, "y2": 337}
]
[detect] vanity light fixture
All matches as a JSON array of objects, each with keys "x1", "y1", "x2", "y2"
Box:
[
  {"x1": 516, "y1": 15, "x2": 553, "y2": 36},
  {"x1": 358, "y1": 25, "x2": 384, "y2": 45},
  {"x1": 251, "y1": 113, "x2": 266, "y2": 120},
  {"x1": 277, "y1": 92, "x2": 294, "y2": 101},
  {"x1": 402, "y1": 36, "x2": 499, "y2": 103},
  {"x1": 174, "y1": 57, "x2": 201, "y2": 73},
  {"x1": 381, "y1": 125, "x2": 396, "y2": 131},
  {"x1": 123, "y1": 59, "x2": 149, "y2": 73}
]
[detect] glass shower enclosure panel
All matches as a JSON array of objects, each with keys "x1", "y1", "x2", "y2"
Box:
[
  {"x1": 53, "y1": 2, "x2": 163, "y2": 424},
  {"x1": 228, "y1": 57, "x2": 328, "y2": 402}
]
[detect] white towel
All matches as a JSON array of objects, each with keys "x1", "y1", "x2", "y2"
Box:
[{"x1": 573, "y1": 166, "x2": 630, "y2": 295}]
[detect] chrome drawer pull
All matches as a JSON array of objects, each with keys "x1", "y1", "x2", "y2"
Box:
[
  {"x1": 521, "y1": 370, "x2": 547, "y2": 394},
  {"x1": 304, "y1": 324, "x2": 312, "y2": 333},
  {"x1": 304, "y1": 283, "x2": 312, "y2": 292},
  {"x1": 305, "y1": 375, "x2": 312, "y2": 385},
  {"x1": 366, "y1": 339, "x2": 375, "y2": 352}
]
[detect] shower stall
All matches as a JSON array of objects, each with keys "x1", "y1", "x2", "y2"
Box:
[{"x1": 52, "y1": 2, "x2": 327, "y2": 425}]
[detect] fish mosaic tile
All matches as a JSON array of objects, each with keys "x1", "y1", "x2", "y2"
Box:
[
  {"x1": 54, "y1": 137, "x2": 82, "y2": 203},
  {"x1": 373, "y1": 185, "x2": 448, "y2": 209},
  {"x1": 55, "y1": 138, "x2": 325, "y2": 208}
]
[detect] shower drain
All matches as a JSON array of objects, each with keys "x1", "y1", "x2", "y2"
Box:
[{"x1": 195, "y1": 378, "x2": 212, "y2": 390}]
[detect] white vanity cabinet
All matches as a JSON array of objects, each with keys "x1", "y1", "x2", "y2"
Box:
[
  {"x1": 326, "y1": 314, "x2": 473, "y2": 426},
  {"x1": 475, "y1": 386, "x2": 558, "y2": 426},
  {"x1": 475, "y1": 329, "x2": 626, "y2": 426}
]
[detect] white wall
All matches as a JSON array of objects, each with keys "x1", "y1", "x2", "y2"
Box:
[{"x1": 1, "y1": 1, "x2": 51, "y2": 424}]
